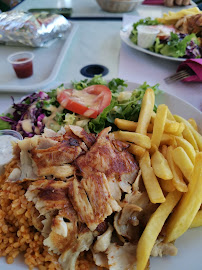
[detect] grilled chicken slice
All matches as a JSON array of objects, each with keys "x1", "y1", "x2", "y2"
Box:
[
  {"x1": 75, "y1": 127, "x2": 139, "y2": 196},
  {"x1": 107, "y1": 243, "x2": 137, "y2": 270},
  {"x1": 92, "y1": 252, "x2": 109, "y2": 268},
  {"x1": 36, "y1": 164, "x2": 75, "y2": 179},
  {"x1": 25, "y1": 179, "x2": 77, "y2": 235},
  {"x1": 30, "y1": 137, "x2": 83, "y2": 177},
  {"x1": 25, "y1": 180, "x2": 73, "y2": 215},
  {"x1": 25, "y1": 179, "x2": 94, "y2": 270},
  {"x1": 59, "y1": 226, "x2": 94, "y2": 270},
  {"x1": 6, "y1": 167, "x2": 21, "y2": 182},
  {"x1": 44, "y1": 215, "x2": 93, "y2": 269},
  {"x1": 69, "y1": 125, "x2": 96, "y2": 148},
  {"x1": 15, "y1": 127, "x2": 95, "y2": 180},
  {"x1": 17, "y1": 136, "x2": 39, "y2": 179},
  {"x1": 68, "y1": 173, "x2": 121, "y2": 231},
  {"x1": 93, "y1": 224, "x2": 113, "y2": 253}
]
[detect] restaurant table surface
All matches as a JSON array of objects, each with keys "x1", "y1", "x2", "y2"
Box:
[{"x1": 0, "y1": 0, "x2": 201, "y2": 114}]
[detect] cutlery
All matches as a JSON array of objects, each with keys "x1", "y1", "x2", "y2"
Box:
[{"x1": 164, "y1": 69, "x2": 194, "y2": 84}]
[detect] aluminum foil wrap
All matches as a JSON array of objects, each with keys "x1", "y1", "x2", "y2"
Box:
[{"x1": 0, "y1": 11, "x2": 72, "y2": 47}]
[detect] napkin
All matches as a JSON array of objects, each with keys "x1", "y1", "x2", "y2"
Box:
[
  {"x1": 142, "y1": 0, "x2": 164, "y2": 5},
  {"x1": 177, "y1": 59, "x2": 202, "y2": 82}
]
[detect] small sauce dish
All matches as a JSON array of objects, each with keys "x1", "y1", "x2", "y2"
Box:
[
  {"x1": 7, "y1": 51, "x2": 34, "y2": 79},
  {"x1": 0, "y1": 130, "x2": 23, "y2": 174},
  {"x1": 137, "y1": 25, "x2": 159, "y2": 49}
]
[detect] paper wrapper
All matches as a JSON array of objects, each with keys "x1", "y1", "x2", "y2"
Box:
[{"x1": 0, "y1": 11, "x2": 72, "y2": 47}]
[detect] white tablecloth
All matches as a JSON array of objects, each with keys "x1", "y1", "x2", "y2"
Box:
[{"x1": 119, "y1": 15, "x2": 202, "y2": 112}]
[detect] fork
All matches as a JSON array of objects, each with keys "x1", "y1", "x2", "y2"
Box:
[{"x1": 164, "y1": 69, "x2": 194, "y2": 84}]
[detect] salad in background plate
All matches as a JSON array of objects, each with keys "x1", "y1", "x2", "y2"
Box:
[{"x1": 129, "y1": 8, "x2": 202, "y2": 59}]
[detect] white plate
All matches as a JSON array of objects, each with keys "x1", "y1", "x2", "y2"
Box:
[
  {"x1": 120, "y1": 24, "x2": 186, "y2": 62},
  {"x1": 0, "y1": 81, "x2": 201, "y2": 270}
]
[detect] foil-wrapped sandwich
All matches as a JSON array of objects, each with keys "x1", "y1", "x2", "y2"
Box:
[{"x1": 0, "y1": 11, "x2": 72, "y2": 47}]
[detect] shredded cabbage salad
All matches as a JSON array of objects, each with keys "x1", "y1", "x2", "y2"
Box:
[{"x1": 0, "y1": 76, "x2": 161, "y2": 137}]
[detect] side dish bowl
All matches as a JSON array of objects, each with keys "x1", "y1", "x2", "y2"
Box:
[{"x1": 96, "y1": 0, "x2": 143, "y2": 13}]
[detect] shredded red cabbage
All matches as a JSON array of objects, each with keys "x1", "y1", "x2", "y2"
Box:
[
  {"x1": 185, "y1": 40, "x2": 201, "y2": 59},
  {"x1": 0, "y1": 91, "x2": 49, "y2": 137}
]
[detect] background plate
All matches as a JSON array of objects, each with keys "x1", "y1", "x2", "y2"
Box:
[
  {"x1": 0, "y1": 24, "x2": 78, "y2": 93},
  {"x1": 120, "y1": 24, "x2": 186, "y2": 62},
  {"x1": 0, "y1": 81, "x2": 201, "y2": 269}
]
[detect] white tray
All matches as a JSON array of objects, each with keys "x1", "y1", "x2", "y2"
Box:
[{"x1": 0, "y1": 23, "x2": 78, "y2": 93}]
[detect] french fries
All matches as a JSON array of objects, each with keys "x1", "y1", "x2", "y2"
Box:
[
  {"x1": 135, "y1": 88, "x2": 155, "y2": 135},
  {"x1": 167, "y1": 108, "x2": 175, "y2": 121},
  {"x1": 175, "y1": 136, "x2": 196, "y2": 164},
  {"x1": 160, "y1": 134, "x2": 175, "y2": 146},
  {"x1": 166, "y1": 146, "x2": 188, "y2": 192},
  {"x1": 161, "y1": 144, "x2": 168, "y2": 158},
  {"x1": 159, "y1": 145, "x2": 176, "y2": 192},
  {"x1": 190, "y1": 210, "x2": 202, "y2": 228},
  {"x1": 128, "y1": 143, "x2": 146, "y2": 158},
  {"x1": 172, "y1": 147, "x2": 194, "y2": 182},
  {"x1": 182, "y1": 126, "x2": 199, "y2": 151},
  {"x1": 151, "y1": 104, "x2": 168, "y2": 151},
  {"x1": 113, "y1": 86, "x2": 202, "y2": 267},
  {"x1": 114, "y1": 131, "x2": 151, "y2": 149},
  {"x1": 139, "y1": 151, "x2": 165, "y2": 204},
  {"x1": 114, "y1": 119, "x2": 153, "y2": 133},
  {"x1": 159, "y1": 178, "x2": 176, "y2": 193},
  {"x1": 165, "y1": 153, "x2": 202, "y2": 243},
  {"x1": 174, "y1": 115, "x2": 202, "y2": 151},
  {"x1": 151, "y1": 114, "x2": 182, "y2": 135},
  {"x1": 164, "y1": 120, "x2": 180, "y2": 134},
  {"x1": 188, "y1": 118, "x2": 198, "y2": 131},
  {"x1": 114, "y1": 118, "x2": 137, "y2": 132},
  {"x1": 157, "y1": 7, "x2": 202, "y2": 25},
  {"x1": 151, "y1": 150, "x2": 173, "y2": 180},
  {"x1": 136, "y1": 190, "x2": 182, "y2": 270},
  {"x1": 169, "y1": 122, "x2": 185, "y2": 137}
]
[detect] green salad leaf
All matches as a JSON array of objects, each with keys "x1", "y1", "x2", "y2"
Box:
[
  {"x1": 89, "y1": 81, "x2": 161, "y2": 133},
  {"x1": 0, "y1": 113, "x2": 12, "y2": 130},
  {"x1": 160, "y1": 33, "x2": 199, "y2": 58},
  {"x1": 88, "y1": 100, "x2": 117, "y2": 133},
  {"x1": 149, "y1": 37, "x2": 164, "y2": 53},
  {"x1": 108, "y1": 78, "x2": 128, "y2": 95},
  {"x1": 72, "y1": 75, "x2": 107, "y2": 90}
]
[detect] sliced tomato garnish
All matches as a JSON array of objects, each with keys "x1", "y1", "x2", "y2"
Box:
[{"x1": 57, "y1": 85, "x2": 112, "y2": 119}]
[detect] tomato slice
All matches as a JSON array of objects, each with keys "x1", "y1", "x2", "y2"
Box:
[{"x1": 57, "y1": 85, "x2": 112, "y2": 119}]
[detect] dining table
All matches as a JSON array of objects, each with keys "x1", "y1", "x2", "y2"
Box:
[
  {"x1": 0, "y1": 2, "x2": 202, "y2": 270},
  {"x1": 0, "y1": 0, "x2": 201, "y2": 115}
]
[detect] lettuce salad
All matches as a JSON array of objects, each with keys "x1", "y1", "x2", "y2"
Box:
[
  {"x1": 0, "y1": 76, "x2": 161, "y2": 137},
  {"x1": 129, "y1": 17, "x2": 201, "y2": 59}
]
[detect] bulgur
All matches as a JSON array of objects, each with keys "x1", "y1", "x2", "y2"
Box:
[{"x1": 0, "y1": 161, "x2": 61, "y2": 269}]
